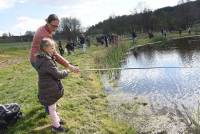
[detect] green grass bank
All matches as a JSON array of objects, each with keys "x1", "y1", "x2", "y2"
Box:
[{"x1": 0, "y1": 41, "x2": 135, "y2": 134}]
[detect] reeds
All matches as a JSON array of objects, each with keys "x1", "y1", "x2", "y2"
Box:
[{"x1": 103, "y1": 41, "x2": 132, "y2": 68}]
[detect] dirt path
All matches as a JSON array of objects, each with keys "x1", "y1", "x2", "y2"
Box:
[{"x1": 0, "y1": 55, "x2": 27, "y2": 68}]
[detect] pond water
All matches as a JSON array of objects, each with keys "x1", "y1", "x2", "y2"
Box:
[
  {"x1": 118, "y1": 45, "x2": 200, "y2": 109},
  {"x1": 103, "y1": 38, "x2": 200, "y2": 133}
]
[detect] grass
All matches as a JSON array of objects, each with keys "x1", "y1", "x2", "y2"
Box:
[
  {"x1": 0, "y1": 42, "x2": 135, "y2": 134},
  {"x1": 103, "y1": 41, "x2": 132, "y2": 68},
  {"x1": 0, "y1": 42, "x2": 31, "y2": 54}
]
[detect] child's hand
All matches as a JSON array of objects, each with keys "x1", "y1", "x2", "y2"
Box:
[{"x1": 63, "y1": 70, "x2": 68, "y2": 77}]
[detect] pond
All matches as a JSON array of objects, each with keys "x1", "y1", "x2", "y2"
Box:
[
  {"x1": 103, "y1": 37, "x2": 200, "y2": 133},
  {"x1": 119, "y1": 44, "x2": 200, "y2": 109}
]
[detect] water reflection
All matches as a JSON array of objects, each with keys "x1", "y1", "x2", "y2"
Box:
[{"x1": 110, "y1": 43, "x2": 200, "y2": 110}]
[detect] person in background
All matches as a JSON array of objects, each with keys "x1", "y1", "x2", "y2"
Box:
[
  {"x1": 188, "y1": 27, "x2": 191, "y2": 35},
  {"x1": 179, "y1": 28, "x2": 182, "y2": 37},
  {"x1": 104, "y1": 35, "x2": 108, "y2": 47},
  {"x1": 79, "y1": 34, "x2": 86, "y2": 53},
  {"x1": 58, "y1": 40, "x2": 64, "y2": 56},
  {"x1": 163, "y1": 29, "x2": 167, "y2": 38},
  {"x1": 132, "y1": 31, "x2": 137, "y2": 44},
  {"x1": 85, "y1": 36, "x2": 91, "y2": 47},
  {"x1": 65, "y1": 41, "x2": 74, "y2": 55},
  {"x1": 148, "y1": 31, "x2": 154, "y2": 39},
  {"x1": 161, "y1": 29, "x2": 164, "y2": 36}
]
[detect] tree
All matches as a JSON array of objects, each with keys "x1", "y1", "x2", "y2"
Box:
[
  {"x1": 2, "y1": 33, "x2": 8, "y2": 39},
  {"x1": 86, "y1": 0, "x2": 200, "y2": 35},
  {"x1": 178, "y1": 0, "x2": 191, "y2": 5},
  {"x1": 178, "y1": 0, "x2": 185, "y2": 5},
  {"x1": 24, "y1": 31, "x2": 34, "y2": 36},
  {"x1": 60, "y1": 17, "x2": 81, "y2": 41},
  {"x1": 8, "y1": 33, "x2": 12, "y2": 37},
  {"x1": 60, "y1": 17, "x2": 81, "y2": 32}
]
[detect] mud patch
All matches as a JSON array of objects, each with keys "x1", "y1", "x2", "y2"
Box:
[
  {"x1": 107, "y1": 92, "x2": 197, "y2": 134},
  {"x1": 0, "y1": 56, "x2": 26, "y2": 68}
]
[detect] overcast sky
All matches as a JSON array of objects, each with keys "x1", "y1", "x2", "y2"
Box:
[{"x1": 0, "y1": 0, "x2": 187, "y2": 36}]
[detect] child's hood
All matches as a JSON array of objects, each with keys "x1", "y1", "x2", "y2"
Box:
[{"x1": 35, "y1": 52, "x2": 52, "y2": 70}]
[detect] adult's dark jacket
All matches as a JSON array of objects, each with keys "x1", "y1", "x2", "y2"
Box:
[{"x1": 35, "y1": 52, "x2": 68, "y2": 106}]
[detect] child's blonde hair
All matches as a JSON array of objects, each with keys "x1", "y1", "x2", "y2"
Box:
[{"x1": 40, "y1": 38, "x2": 56, "y2": 52}]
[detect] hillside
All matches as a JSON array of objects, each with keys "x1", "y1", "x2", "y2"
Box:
[{"x1": 87, "y1": 0, "x2": 200, "y2": 35}]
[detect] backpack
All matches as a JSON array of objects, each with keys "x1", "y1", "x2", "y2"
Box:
[{"x1": 0, "y1": 103, "x2": 22, "y2": 130}]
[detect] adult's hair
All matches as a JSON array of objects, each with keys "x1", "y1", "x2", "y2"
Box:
[{"x1": 45, "y1": 14, "x2": 59, "y2": 24}]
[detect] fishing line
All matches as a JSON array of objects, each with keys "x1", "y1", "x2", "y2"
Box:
[{"x1": 82, "y1": 66, "x2": 195, "y2": 71}]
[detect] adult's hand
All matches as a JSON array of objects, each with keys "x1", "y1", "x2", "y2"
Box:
[
  {"x1": 53, "y1": 51, "x2": 80, "y2": 73},
  {"x1": 69, "y1": 64, "x2": 80, "y2": 73}
]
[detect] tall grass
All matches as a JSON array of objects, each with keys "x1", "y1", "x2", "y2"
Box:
[
  {"x1": 190, "y1": 102, "x2": 200, "y2": 133},
  {"x1": 150, "y1": 35, "x2": 167, "y2": 43},
  {"x1": 192, "y1": 23, "x2": 200, "y2": 35},
  {"x1": 103, "y1": 41, "x2": 132, "y2": 68},
  {"x1": 99, "y1": 36, "x2": 163, "y2": 68}
]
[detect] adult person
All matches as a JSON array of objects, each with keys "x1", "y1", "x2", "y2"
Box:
[
  {"x1": 188, "y1": 27, "x2": 191, "y2": 35},
  {"x1": 131, "y1": 31, "x2": 137, "y2": 44},
  {"x1": 163, "y1": 29, "x2": 167, "y2": 38},
  {"x1": 30, "y1": 14, "x2": 79, "y2": 71},
  {"x1": 29, "y1": 14, "x2": 80, "y2": 113},
  {"x1": 179, "y1": 28, "x2": 182, "y2": 37},
  {"x1": 104, "y1": 35, "x2": 108, "y2": 47},
  {"x1": 65, "y1": 41, "x2": 74, "y2": 55},
  {"x1": 79, "y1": 34, "x2": 86, "y2": 53},
  {"x1": 148, "y1": 31, "x2": 154, "y2": 39},
  {"x1": 85, "y1": 36, "x2": 91, "y2": 47},
  {"x1": 161, "y1": 29, "x2": 164, "y2": 36},
  {"x1": 58, "y1": 40, "x2": 64, "y2": 56}
]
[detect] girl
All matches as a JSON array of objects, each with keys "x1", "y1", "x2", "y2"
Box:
[{"x1": 35, "y1": 38, "x2": 68, "y2": 132}]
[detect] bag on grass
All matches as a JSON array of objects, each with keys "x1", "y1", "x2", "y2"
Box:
[{"x1": 0, "y1": 103, "x2": 22, "y2": 129}]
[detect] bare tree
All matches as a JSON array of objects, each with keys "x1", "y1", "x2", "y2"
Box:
[
  {"x1": 135, "y1": 1, "x2": 149, "y2": 13},
  {"x1": 60, "y1": 17, "x2": 81, "y2": 41},
  {"x1": 60, "y1": 17, "x2": 81, "y2": 32}
]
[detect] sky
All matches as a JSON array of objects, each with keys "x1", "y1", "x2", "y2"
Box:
[{"x1": 0, "y1": 0, "x2": 187, "y2": 36}]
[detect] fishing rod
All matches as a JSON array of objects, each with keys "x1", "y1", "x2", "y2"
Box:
[{"x1": 82, "y1": 66, "x2": 195, "y2": 71}]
